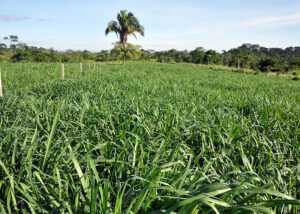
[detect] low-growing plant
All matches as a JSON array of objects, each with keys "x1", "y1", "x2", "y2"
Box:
[{"x1": 0, "y1": 63, "x2": 299, "y2": 213}]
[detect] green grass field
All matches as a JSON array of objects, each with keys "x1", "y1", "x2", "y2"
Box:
[{"x1": 0, "y1": 62, "x2": 299, "y2": 213}]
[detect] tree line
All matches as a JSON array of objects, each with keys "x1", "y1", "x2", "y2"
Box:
[
  {"x1": 142, "y1": 44, "x2": 300, "y2": 73},
  {"x1": 1, "y1": 36, "x2": 299, "y2": 73}
]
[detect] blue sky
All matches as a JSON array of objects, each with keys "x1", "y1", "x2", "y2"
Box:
[{"x1": 1, "y1": 0, "x2": 300, "y2": 52}]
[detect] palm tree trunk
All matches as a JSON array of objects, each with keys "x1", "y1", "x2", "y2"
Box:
[{"x1": 122, "y1": 41, "x2": 126, "y2": 65}]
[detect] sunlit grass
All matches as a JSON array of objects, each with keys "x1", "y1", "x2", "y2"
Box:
[{"x1": 0, "y1": 62, "x2": 299, "y2": 213}]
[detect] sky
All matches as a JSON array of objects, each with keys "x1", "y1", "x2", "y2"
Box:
[{"x1": 1, "y1": 0, "x2": 300, "y2": 52}]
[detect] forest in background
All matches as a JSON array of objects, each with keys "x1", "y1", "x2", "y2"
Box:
[{"x1": 1, "y1": 35, "x2": 300, "y2": 74}]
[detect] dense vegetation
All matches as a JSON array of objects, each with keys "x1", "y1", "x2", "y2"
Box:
[
  {"x1": 0, "y1": 62, "x2": 299, "y2": 213},
  {"x1": 1, "y1": 36, "x2": 300, "y2": 74}
]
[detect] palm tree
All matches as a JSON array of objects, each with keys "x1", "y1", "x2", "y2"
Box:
[{"x1": 105, "y1": 10, "x2": 144, "y2": 65}]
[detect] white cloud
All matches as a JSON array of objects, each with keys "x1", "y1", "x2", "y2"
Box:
[
  {"x1": 240, "y1": 13, "x2": 300, "y2": 27},
  {"x1": 0, "y1": 14, "x2": 29, "y2": 22},
  {"x1": 36, "y1": 18, "x2": 52, "y2": 22}
]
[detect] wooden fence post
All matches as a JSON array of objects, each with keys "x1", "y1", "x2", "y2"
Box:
[
  {"x1": 62, "y1": 63, "x2": 65, "y2": 80},
  {"x1": 0, "y1": 68, "x2": 3, "y2": 97},
  {"x1": 80, "y1": 63, "x2": 83, "y2": 73}
]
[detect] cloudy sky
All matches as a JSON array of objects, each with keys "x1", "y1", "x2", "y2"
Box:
[{"x1": 1, "y1": 0, "x2": 300, "y2": 51}]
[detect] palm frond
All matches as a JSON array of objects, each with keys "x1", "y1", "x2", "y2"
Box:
[
  {"x1": 130, "y1": 31, "x2": 137, "y2": 40},
  {"x1": 117, "y1": 10, "x2": 128, "y2": 31},
  {"x1": 105, "y1": 21, "x2": 120, "y2": 37}
]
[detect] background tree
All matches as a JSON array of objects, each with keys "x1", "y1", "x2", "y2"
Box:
[
  {"x1": 105, "y1": 10, "x2": 144, "y2": 65},
  {"x1": 205, "y1": 50, "x2": 219, "y2": 64},
  {"x1": 258, "y1": 58, "x2": 278, "y2": 73},
  {"x1": 190, "y1": 47, "x2": 205, "y2": 64},
  {"x1": 97, "y1": 50, "x2": 110, "y2": 62},
  {"x1": 9, "y1": 35, "x2": 19, "y2": 50},
  {"x1": 3, "y1": 37, "x2": 9, "y2": 45},
  {"x1": 111, "y1": 42, "x2": 142, "y2": 64}
]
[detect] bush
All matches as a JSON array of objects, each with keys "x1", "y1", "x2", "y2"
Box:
[{"x1": 258, "y1": 58, "x2": 283, "y2": 73}]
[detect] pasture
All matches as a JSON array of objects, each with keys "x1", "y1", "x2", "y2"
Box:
[{"x1": 0, "y1": 62, "x2": 299, "y2": 213}]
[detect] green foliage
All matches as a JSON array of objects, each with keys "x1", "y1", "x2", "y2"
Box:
[
  {"x1": 259, "y1": 58, "x2": 279, "y2": 73},
  {"x1": 149, "y1": 44, "x2": 300, "y2": 75},
  {"x1": 290, "y1": 57, "x2": 300, "y2": 69},
  {"x1": 111, "y1": 42, "x2": 142, "y2": 60},
  {"x1": 190, "y1": 47, "x2": 205, "y2": 64},
  {"x1": 97, "y1": 50, "x2": 111, "y2": 62},
  {"x1": 0, "y1": 63, "x2": 299, "y2": 213}
]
